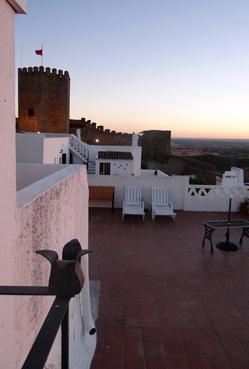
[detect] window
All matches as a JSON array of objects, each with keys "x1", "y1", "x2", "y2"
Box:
[
  {"x1": 99, "y1": 162, "x2": 110, "y2": 175},
  {"x1": 28, "y1": 108, "x2": 34, "y2": 116}
]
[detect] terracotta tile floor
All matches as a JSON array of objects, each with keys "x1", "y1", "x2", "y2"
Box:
[{"x1": 89, "y1": 209, "x2": 249, "y2": 369}]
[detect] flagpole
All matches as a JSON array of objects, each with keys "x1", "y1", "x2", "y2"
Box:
[
  {"x1": 20, "y1": 42, "x2": 23, "y2": 68},
  {"x1": 41, "y1": 44, "x2": 43, "y2": 66}
]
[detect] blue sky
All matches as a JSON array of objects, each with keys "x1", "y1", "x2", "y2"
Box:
[{"x1": 16, "y1": 0, "x2": 249, "y2": 138}]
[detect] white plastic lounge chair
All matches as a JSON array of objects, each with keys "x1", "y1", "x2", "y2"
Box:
[
  {"x1": 122, "y1": 185, "x2": 145, "y2": 221},
  {"x1": 151, "y1": 186, "x2": 176, "y2": 221}
]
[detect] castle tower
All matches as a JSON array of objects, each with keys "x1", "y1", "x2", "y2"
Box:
[
  {"x1": 18, "y1": 66, "x2": 70, "y2": 133},
  {"x1": 139, "y1": 130, "x2": 171, "y2": 160}
]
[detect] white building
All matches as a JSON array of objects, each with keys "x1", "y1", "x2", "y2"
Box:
[
  {"x1": 16, "y1": 132, "x2": 249, "y2": 213},
  {"x1": 16, "y1": 132, "x2": 70, "y2": 164},
  {"x1": 221, "y1": 167, "x2": 244, "y2": 187},
  {"x1": 16, "y1": 131, "x2": 142, "y2": 175},
  {"x1": 1, "y1": 1, "x2": 95, "y2": 368}
]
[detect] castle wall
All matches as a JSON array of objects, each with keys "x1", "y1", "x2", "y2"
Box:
[
  {"x1": 70, "y1": 118, "x2": 132, "y2": 145},
  {"x1": 18, "y1": 66, "x2": 70, "y2": 133}
]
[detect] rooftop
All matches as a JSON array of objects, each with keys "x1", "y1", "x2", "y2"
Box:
[
  {"x1": 98, "y1": 151, "x2": 133, "y2": 160},
  {"x1": 89, "y1": 208, "x2": 249, "y2": 369}
]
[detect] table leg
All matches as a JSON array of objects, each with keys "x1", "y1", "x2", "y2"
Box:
[
  {"x1": 239, "y1": 227, "x2": 249, "y2": 246},
  {"x1": 202, "y1": 225, "x2": 214, "y2": 253}
]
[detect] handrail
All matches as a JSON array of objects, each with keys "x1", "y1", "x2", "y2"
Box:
[
  {"x1": 22, "y1": 297, "x2": 70, "y2": 369},
  {"x1": 69, "y1": 135, "x2": 89, "y2": 161},
  {"x1": 0, "y1": 239, "x2": 93, "y2": 369}
]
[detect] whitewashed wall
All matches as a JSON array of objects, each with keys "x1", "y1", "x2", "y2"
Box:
[
  {"x1": 130, "y1": 146, "x2": 141, "y2": 176},
  {"x1": 8, "y1": 0, "x2": 27, "y2": 12},
  {"x1": 16, "y1": 163, "x2": 65, "y2": 190},
  {"x1": 95, "y1": 159, "x2": 133, "y2": 176},
  {"x1": 16, "y1": 134, "x2": 70, "y2": 164},
  {"x1": 184, "y1": 185, "x2": 249, "y2": 212},
  {"x1": 43, "y1": 136, "x2": 70, "y2": 164},
  {"x1": 15, "y1": 166, "x2": 96, "y2": 369},
  {"x1": 16, "y1": 133, "x2": 44, "y2": 163},
  {"x1": 88, "y1": 144, "x2": 142, "y2": 176},
  {"x1": 141, "y1": 169, "x2": 169, "y2": 177},
  {"x1": 0, "y1": 2, "x2": 21, "y2": 367},
  {"x1": 88, "y1": 174, "x2": 249, "y2": 213},
  {"x1": 88, "y1": 174, "x2": 188, "y2": 209}
]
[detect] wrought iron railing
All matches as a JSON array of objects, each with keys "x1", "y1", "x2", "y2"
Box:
[{"x1": 0, "y1": 239, "x2": 93, "y2": 369}]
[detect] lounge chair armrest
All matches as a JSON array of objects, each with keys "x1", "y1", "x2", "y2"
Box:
[{"x1": 168, "y1": 201, "x2": 174, "y2": 209}]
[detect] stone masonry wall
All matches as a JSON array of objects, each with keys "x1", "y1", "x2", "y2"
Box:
[
  {"x1": 70, "y1": 118, "x2": 132, "y2": 145},
  {"x1": 18, "y1": 66, "x2": 70, "y2": 133}
]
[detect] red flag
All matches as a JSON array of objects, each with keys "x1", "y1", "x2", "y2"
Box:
[{"x1": 35, "y1": 49, "x2": 43, "y2": 56}]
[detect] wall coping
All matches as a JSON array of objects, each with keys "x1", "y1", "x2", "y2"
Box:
[
  {"x1": 17, "y1": 165, "x2": 85, "y2": 209},
  {"x1": 7, "y1": 0, "x2": 27, "y2": 13}
]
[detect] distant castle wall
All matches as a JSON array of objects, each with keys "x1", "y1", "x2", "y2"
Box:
[
  {"x1": 70, "y1": 121, "x2": 172, "y2": 157},
  {"x1": 18, "y1": 66, "x2": 70, "y2": 133},
  {"x1": 70, "y1": 118, "x2": 132, "y2": 145}
]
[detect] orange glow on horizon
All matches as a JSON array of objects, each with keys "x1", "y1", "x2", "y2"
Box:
[{"x1": 70, "y1": 109, "x2": 249, "y2": 140}]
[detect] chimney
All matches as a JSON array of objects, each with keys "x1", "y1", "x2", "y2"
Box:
[{"x1": 132, "y1": 133, "x2": 139, "y2": 146}]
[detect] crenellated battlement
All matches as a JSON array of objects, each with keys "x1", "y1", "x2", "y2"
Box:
[
  {"x1": 70, "y1": 117, "x2": 132, "y2": 145},
  {"x1": 18, "y1": 66, "x2": 70, "y2": 79}
]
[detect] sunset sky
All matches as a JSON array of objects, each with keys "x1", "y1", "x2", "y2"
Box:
[{"x1": 16, "y1": 0, "x2": 249, "y2": 138}]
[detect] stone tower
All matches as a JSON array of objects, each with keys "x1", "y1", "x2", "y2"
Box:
[
  {"x1": 18, "y1": 66, "x2": 70, "y2": 133},
  {"x1": 139, "y1": 130, "x2": 171, "y2": 160}
]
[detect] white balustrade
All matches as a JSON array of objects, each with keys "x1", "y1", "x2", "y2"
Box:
[
  {"x1": 69, "y1": 135, "x2": 89, "y2": 161},
  {"x1": 184, "y1": 185, "x2": 249, "y2": 212}
]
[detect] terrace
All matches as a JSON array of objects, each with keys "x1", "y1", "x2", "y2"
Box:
[{"x1": 89, "y1": 208, "x2": 249, "y2": 369}]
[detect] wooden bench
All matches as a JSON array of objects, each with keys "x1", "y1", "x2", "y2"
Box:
[{"x1": 89, "y1": 186, "x2": 115, "y2": 212}]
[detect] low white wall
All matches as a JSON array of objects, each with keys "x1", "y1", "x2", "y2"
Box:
[
  {"x1": 141, "y1": 169, "x2": 156, "y2": 176},
  {"x1": 184, "y1": 185, "x2": 249, "y2": 212},
  {"x1": 88, "y1": 174, "x2": 188, "y2": 209},
  {"x1": 16, "y1": 133, "x2": 44, "y2": 163},
  {"x1": 16, "y1": 163, "x2": 66, "y2": 190},
  {"x1": 141, "y1": 169, "x2": 169, "y2": 177},
  {"x1": 157, "y1": 170, "x2": 169, "y2": 177},
  {"x1": 88, "y1": 175, "x2": 249, "y2": 213},
  {"x1": 13, "y1": 166, "x2": 95, "y2": 368}
]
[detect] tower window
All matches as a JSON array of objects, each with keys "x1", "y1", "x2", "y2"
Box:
[{"x1": 28, "y1": 108, "x2": 34, "y2": 116}]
